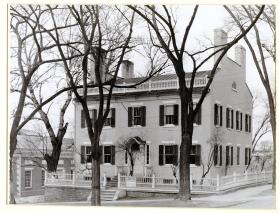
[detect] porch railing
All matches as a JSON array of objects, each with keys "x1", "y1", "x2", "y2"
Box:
[
  {"x1": 78, "y1": 77, "x2": 208, "y2": 96},
  {"x1": 45, "y1": 170, "x2": 272, "y2": 193}
]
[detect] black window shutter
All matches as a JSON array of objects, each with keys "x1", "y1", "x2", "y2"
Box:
[
  {"x1": 159, "y1": 145, "x2": 164, "y2": 165},
  {"x1": 245, "y1": 114, "x2": 248, "y2": 132},
  {"x1": 226, "y1": 108, "x2": 229, "y2": 128},
  {"x1": 231, "y1": 110, "x2": 234, "y2": 129},
  {"x1": 159, "y1": 105, "x2": 165, "y2": 126},
  {"x1": 111, "y1": 146, "x2": 115, "y2": 165},
  {"x1": 128, "y1": 107, "x2": 132, "y2": 127},
  {"x1": 219, "y1": 145, "x2": 222, "y2": 166},
  {"x1": 214, "y1": 145, "x2": 218, "y2": 166},
  {"x1": 220, "y1": 106, "x2": 223, "y2": 126},
  {"x1": 81, "y1": 146, "x2": 85, "y2": 164},
  {"x1": 173, "y1": 104, "x2": 179, "y2": 125},
  {"x1": 141, "y1": 106, "x2": 146, "y2": 126},
  {"x1": 240, "y1": 113, "x2": 243, "y2": 131},
  {"x1": 214, "y1": 104, "x2": 218, "y2": 125},
  {"x1": 81, "y1": 110, "x2": 85, "y2": 128},
  {"x1": 173, "y1": 145, "x2": 178, "y2": 165},
  {"x1": 195, "y1": 145, "x2": 201, "y2": 166},
  {"x1": 231, "y1": 146, "x2": 233, "y2": 165},
  {"x1": 99, "y1": 146, "x2": 103, "y2": 164},
  {"x1": 111, "y1": 108, "x2": 115, "y2": 127},
  {"x1": 226, "y1": 146, "x2": 230, "y2": 166}
]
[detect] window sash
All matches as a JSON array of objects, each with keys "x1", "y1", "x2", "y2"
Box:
[
  {"x1": 104, "y1": 146, "x2": 112, "y2": 163},
  {"x1": 25, "y1": 170, "x2": 32, "y2": 188}
]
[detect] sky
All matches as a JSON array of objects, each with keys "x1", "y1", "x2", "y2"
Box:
[{"x1": 8, "y1": 5, "x2": 275, "y2": 142}]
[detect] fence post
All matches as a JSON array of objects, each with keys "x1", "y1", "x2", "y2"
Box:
[
  {"x1": 152, "y1": 174, "x2": 155, "y2": 188},
  {"x1": 118, "y1": 173, "x2": 121, "y2": 189},
  {"x1": 216, "y1": 174, "x2": 220, "y2": 191},
  {"x1": 190, "y1": 175, "x2": 193, "y2": 190}
]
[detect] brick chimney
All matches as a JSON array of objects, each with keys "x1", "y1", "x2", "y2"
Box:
[
  {"x1": 214, "y1": 28, "x2": 228, "y2": 65},
  {"x1": 121, "y1": 60, "x2": 134, "y2": 78},
  {"x1": 235, "y1": 45, "x2": 246, "y2": 71},
  {"x1": 89, "y1": 47, "x2": 107, "y2": 83}
]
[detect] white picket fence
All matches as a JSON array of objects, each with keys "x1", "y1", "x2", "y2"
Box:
[
  {"x1": 45, "y1": 171, "x2": 272, "y2": 193},
  {"x1": 118, "y1": 171, "x2": 272, "y2": 192}
]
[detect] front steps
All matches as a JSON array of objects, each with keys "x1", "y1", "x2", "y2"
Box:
[{"x1": 101, "y1": 189, "x2": 117, "y2": 201}]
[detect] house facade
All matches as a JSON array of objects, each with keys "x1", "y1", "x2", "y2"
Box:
[
  {"x1": 73, "y1": 29, "x2": 253, "y2": 181},
  {"x1": 12, "y1": 131, "x2": 74, "y2": 198}
]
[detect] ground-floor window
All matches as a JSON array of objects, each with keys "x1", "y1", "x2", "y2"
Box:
[
  {"x1": 190, "y1": 145, "x2": 201, "y2": 166},
  {"x1": 214, "y1": 145, "x2": 222, "y2": 166},
  {"x1": 245, "y1": 147, "x2": 251, "y2": 165},
  {"x1": 159, "y1": 145, "x2": 178, "y2": 165},
  {"x1": 24, "y1": 169, "x2": 32, "y2": 188},
  {"x1": 80, "y1": 145, "x2": 92, "y2": 164},
  {"x1": 226, "y1": 145, "x2": 234, "y2": 166},
  {"x1": 41, "y1": 170, "x2": 45, "y2": 186},
  {"x1": 103, "y1": 145, "x2": 115, "y2": 164}
]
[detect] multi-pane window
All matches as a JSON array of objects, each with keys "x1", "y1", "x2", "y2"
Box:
[
  {"x1": 236, "y1": 111, "x2": 240, "y2": 130},
  {"x1": 42, "y1": 170, "x2": 45, "y2": 186},
  {"x1": 103, "y1": 146, "x2": 115, "y2": 164},
  {"x1": 214, "y1": 145, "x2": 222, "y2": 166},
  {"x1": 230, "y1": 146, "x2": 234, "y2": 166},
  {"x1": 159, "y1": 104, "x2": 179, "y2": 126},
  {"x1": 226, "y1": 108, "x2": 234, "y2": 129},
  {"x1": 128, "y1": 106, "x2": 146, "y2": 127},
  {"x1": 240, "y1": 112, "x2": 243, "y2": 131},
  {"x1": 190, "y1": 145, "x2": 201, "y2": 166},
  {"x1": 146, "y1": 145, "x2": 150, "y2": 165},
  {"x1": 245, "y1": 114, "x2": 252, "y2": 133},
  {"x1": 81, "y1": 109, "x2": 97, "y2": 128},
  {"x1": 80, "y1": 145, "x2": 92, "y2": 164},
  {"x1": 214, "y1": 103, "x2": 223, "y2": 126},
  {"x1": 24, "y1": 170, "x2": 32, "y2": 188},
  {"x1": 159, "y1": 145, "x2": 178, "y2": 165},
  {"x1": 237, "y1": 146, "x2": 240, "y2": 165},
  {"x1": 226, "y1": 145, "x2": 233, "y2": 166},
  {"x1": 104, "y1": 108, "x2": 116, "y2": 127},
  {"x1": 193, "y1": 104, "x2": 202, "y2": 125},
  {"x1": 245, "y1": 147, "x2": 251, "y2": 165}
]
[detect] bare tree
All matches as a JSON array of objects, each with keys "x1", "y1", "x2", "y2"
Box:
[
  {"x1": 201, "y1": 128, "x2": 223, "y2": 181},
  {"x1": 224, "y1": 4, "x2": 275, "y2": 189},
  {"x1": 128, "y1": 5, "x2": 264, "y2": 200}
]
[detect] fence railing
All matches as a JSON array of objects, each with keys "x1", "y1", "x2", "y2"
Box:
[{"x1": 45, "y1": 171, "x2": 272, "y2": 193}]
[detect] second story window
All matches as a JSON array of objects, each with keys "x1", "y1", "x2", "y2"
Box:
[
  {"x1": 128, "y1": 106, "x2": 146, "y2": 127},
  {"x1": 214, "y1": 103, "x2": 223, "y2": 126},
  {"x1": 226, "y1": 108, "x2": 234, "y2": 129},
  {"x1": 245, "y1": 114, "x2": 252, "y2": 133},
  {"x1": 81, "y1": 109, "x2": 97, "y2": 128},
  {"x1": 104, "y1": 108, "x2": 116, "y2": 127},
  {"x1": 159, "y1": 104, "x2": 179, "y2": 126}
]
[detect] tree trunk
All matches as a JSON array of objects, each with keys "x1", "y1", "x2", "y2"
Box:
[
  {"x1": 9, "y1": 152, "x2": 16, "y2": 204},
  {"x1": 90, "y1": 131, "x2": 101, "y2": 206},
  {"x1": 270, "y1": 105, "x2": 276, "y2": 190},
  {"x1": 91, "y1": 157, "x2": 101, "y2": 206},
  {"x1": 178, "y1": 93, "x2": 193, "y2": 200}
]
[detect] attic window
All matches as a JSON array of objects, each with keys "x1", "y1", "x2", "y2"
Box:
[{"x1": 232, "y1": 82, "x2": 237, "y2": 91}]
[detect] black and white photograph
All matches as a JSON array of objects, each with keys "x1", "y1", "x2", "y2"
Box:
[{"x1": 5, "y1": 2, "x2": 276, "y2": 210}]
